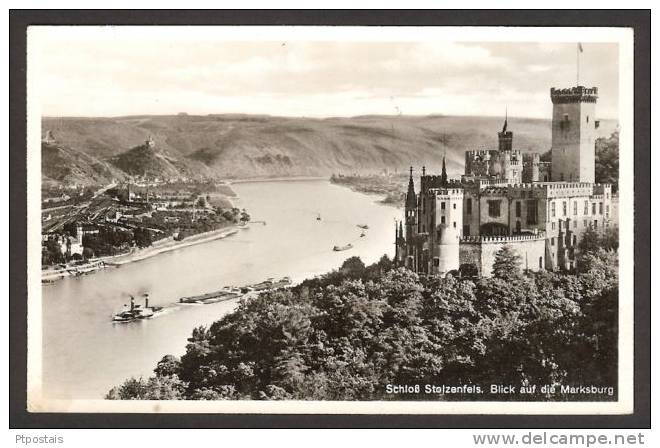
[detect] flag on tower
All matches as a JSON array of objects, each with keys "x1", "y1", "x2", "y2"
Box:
[{"x1": 578, "y1": 42, "x2": 584, "y2": 52}]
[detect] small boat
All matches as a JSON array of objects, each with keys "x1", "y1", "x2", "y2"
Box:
[
  {"x1": 316, "y1": 213, "x2": 322, "y2": 221},
  {"x1": 333, "y1": 243, "x2": 353, "y2": 251},
  {"x1": 360, "y1": 231, "x2": 366, "y2": 238},
  {"x1": 357, "y1": 224, "x2": 369, "y2": 230},
  {"x1": 112, "y1": 294, "x2": 163, "y2": 323}
]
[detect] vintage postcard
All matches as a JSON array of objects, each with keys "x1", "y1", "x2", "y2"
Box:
[{"x1": 25, "y1": 25, "x2": 634, "y2": 414}]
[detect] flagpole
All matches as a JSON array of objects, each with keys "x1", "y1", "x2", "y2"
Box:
[{"x1": 577, "y1": 43, "x2": 580, "y2": 86}]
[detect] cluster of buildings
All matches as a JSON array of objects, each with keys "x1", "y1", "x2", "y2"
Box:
[{"x1": 395, "y1": 85, "x2": 618, "y2": 277}]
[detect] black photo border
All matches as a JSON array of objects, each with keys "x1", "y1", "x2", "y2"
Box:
[{"x1": 9, "y1": 9, "x2": 651, "y2": 429}]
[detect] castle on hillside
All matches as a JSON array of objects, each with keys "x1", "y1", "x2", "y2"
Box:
[{"x1": 394, "y1": 85, "x2": 617, "y2": 276}]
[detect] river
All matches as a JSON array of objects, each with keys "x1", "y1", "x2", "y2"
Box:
[{"x1": 41, "y1": 179, "x2": 400, "y2": 399}]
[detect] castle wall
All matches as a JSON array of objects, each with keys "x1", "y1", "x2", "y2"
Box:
[
  {"x1": 459, "y1": 235, "x2": 546, "y2": 277},
  {"x1": 538, "y1": 162, "x2": 552, "y2": 182},
  {"x1": 478, "y1": 192, "x2": 510, "y2": 234},
  {"x1": 462, "y1": 188, "x2": 481, "y2": 237}
]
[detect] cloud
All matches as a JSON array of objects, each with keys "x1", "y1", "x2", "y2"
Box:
[{"x1": 31, "y1": 28, "x2": 619, "y2": 119}]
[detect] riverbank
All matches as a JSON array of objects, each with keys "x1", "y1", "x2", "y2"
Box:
[
  {"x1": 228, "y1": 175, "x2": 327, "y2": 184},
  {"x1": 42, "y1": 224, "x2": 245, "y2": 282},
  {"x1": 330, "y1": 174, "x2": 406, "y2": 208},
  {"x1": 106, "y1": 225, "x2": 244, "y2": 266}
]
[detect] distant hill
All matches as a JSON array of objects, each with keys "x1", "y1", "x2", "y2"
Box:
[
  {"x1": 41, "y1": 114, "x2": 618, "y2": 185},
  {"x1": 41, "y1": 142, "x2": 126, "y2": 187},
  {"x1": 108, "y1": 141, "x2": 211, "y2": 179}
]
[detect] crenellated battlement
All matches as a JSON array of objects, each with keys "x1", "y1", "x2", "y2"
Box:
[
  {"x1": 428, "y1": 187, "x2": 464, "y2": 197},
  {"x1": 461, "y1": 232, "x2": 546, "y2": 244},
  {"x1": 550, "y1": 86, "x2": 598, "y2": 104}
]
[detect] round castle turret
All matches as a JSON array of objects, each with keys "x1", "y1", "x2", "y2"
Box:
[{"x1": 428, "y1": 187, "x2": 463, "y2": 275}]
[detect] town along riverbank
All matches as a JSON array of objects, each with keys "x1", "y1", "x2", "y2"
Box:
[{"x1": 41, "y1": 224, "x2": 245, "y2": 282}]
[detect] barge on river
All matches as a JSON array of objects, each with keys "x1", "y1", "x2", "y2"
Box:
[{"x1": 179, "y1": 277, "x2": 292, "y2": 304}]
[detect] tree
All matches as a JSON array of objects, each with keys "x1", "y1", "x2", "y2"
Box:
[
  {"x1": 106, "y1": 375, "x2": 184, "y2": 400},
  {"x1": 339, "y1": 256, "x2": 366, "y2": 278},
  {"x1": 459, "y1": 263, "x2": 479, "y2": 279},
  {"x1": 154, "y1": 355, "x2": 181, "y2": 377},
  {"x1": 578, "y1": 226, "x2": 601, "y2": 254},
  {"x1": 491, "y1": 245, "x2": 522, "y2": 280},
  {"x1": 133, "y1": 227, "x2": 152, "y2": 248},
  {"x1": 595, "y1": 131, "x2": 619, "y2": 192}
]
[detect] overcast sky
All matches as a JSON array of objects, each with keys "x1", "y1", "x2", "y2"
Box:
[{"x1": 31, "y1": 27, "x2": 619, "y2": 119}]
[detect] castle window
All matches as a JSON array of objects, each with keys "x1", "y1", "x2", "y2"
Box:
[
  {"x1": 463, "y1": 225, "x2": 470, "y2": 236},
  {"x1": 584, "y1": 200, "x2": 589, "y2": 215},
  {"x1": 441, "y1": 216, "x2": 446, "y2": 224},
  {"x1": 573, "y1": 202, "x2": 578, "y2": 215},
  {"x1": 599, "y1": 202, "x2": 603, "y2": 214},
  {"x1": 551, "y1": 237, "x2": 555, "y2": 246},
  {"x1": 551, "y1": 222, "x2": 556, "y2": 230},
  {"x1": 515, "y1": 201, "x2": 521, "y2": 218},
  {"x1": 441, "y1": 202, "x2": 445, "y2": 210},
  {"x1": 562, "y1": 201, "x2": 567, "y2": 216},
  {"x1": 606, "y1": 205, "x2": 610, "y2": 214},
  {"x1": 592, "y1": 203, "x2": 597, "y2": 215},
  {"x1": 573, "y1": 235, "x2": 577, "y2": 245},
  {"x1": 433, "y1": 258, "x2": 439, "y2": 267},
  {"x1": 584, "y1": 219, "x2": 588, "y2": 227},
  {"x1": 594, "y1": 220, "x2": 598, "y2": 228},
  {"x1": 453, "y1": 203, "x2": 456, "y2": 210},
  {"x1": 551, "y1": 202, "x2": 556, "y2": 217},
  {"x1": 526, "y1": 200, "x2": 538, "y2": 225},
  {"x1": 466, "y1": 198, "x2": 472, "y2": 215},
  {"x1": 488, "y1": 200, "x2": 501, "y2": 218},
  {"x1": 573, "y1": 220, "x2": 577, "y2": 229},
  {"x1": 586, "y1": 115, "x2": 589, "y2": 123},
  {"x1": 539, "y1": 256, "x2": 543, "y2": 269},
  {"x1": 558, "y1": 220, "x2": 562, "y2": 230},
  {"x1": 453, "y1": 221, "x2": 456, "y2": 228}
]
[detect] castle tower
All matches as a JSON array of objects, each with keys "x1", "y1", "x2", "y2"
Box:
[
  {"x1": 497, "y1": 114, "x2": 513, "y2": 152},
  {"x1": 429, "y1": 188, "x2": 463, "y2": 275},
  {"x1": 550, "y1": 86, "x2": 599, "y2": 183},
  {"x1": 522, "y1": 153, "x2": 541, "y2": 182}
]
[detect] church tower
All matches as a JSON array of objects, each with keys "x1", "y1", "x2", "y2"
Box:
[{"x1": 550, "y1": 86, "x2": 599, "y2": 183}]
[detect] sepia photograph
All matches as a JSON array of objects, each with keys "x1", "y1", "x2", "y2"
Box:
[{"x1": 22, "y1": 23, "x2": 636, "y2": 415}]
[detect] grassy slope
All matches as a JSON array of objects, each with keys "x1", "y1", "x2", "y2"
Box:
[{"x1": 41, "y1": 115, "x2": 618, "y2": 183}]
